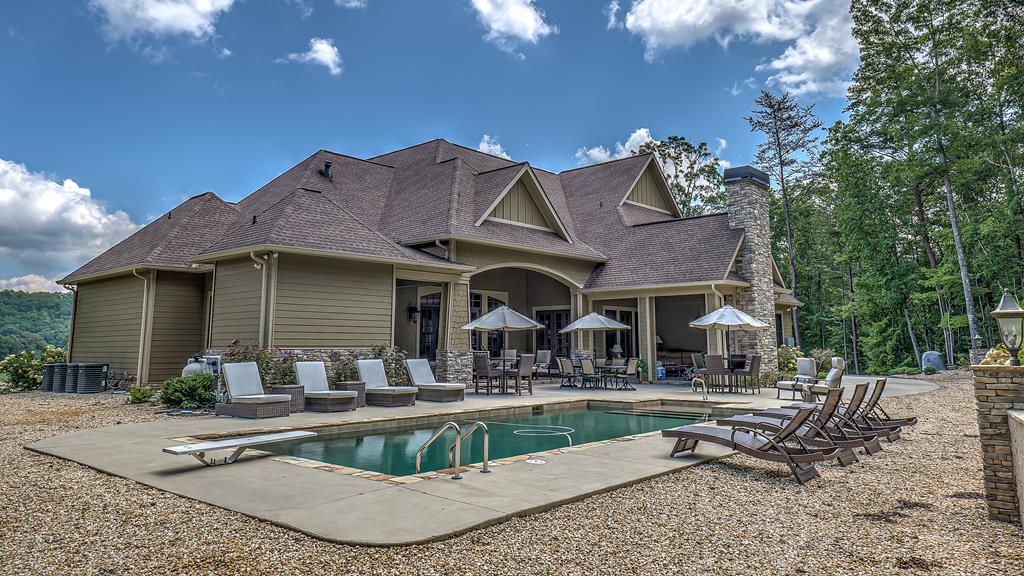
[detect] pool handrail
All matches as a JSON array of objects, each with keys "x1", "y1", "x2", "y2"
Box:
[
  {"x1": 447, "y1": 421, "x2": 490, "y2": 474},
  {"x1": 416, "y1": 421, "x2": 462, "y2": 479}
]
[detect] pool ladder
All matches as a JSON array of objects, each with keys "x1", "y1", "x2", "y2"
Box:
[{"x1": 414, "y1": 421, "x2": 490, "y2": 479}]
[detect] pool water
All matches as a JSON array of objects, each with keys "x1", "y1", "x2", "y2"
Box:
[{"x1": 263, "y1": 407, "x2": 718, "y2": 476}]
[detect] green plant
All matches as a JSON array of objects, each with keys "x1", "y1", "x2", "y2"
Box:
[
  {"x1": 922, "y1": 366, "x2": 938, "y2": 375},
  {"x1": 331, "y1": 346, "x2": 409, "y2": 385},
  {"x1": 637, "y1": 358, "x2": 649, "y2": 381},
  {"x1": 757, "y1": 369, "x2": 791, "y2": 389},
  {"x1": 777, "y1": 345, "x2": 804, "y2": 372},
  {"x1": 159, "y1": 373, "x2": 216, "y2": 409},
  {"x1": 128, "y1": 385, "x2": 155, "y2": 404},
  {"x1": 0, "y1": 346, "x2": 65, "y2": 392},
  {"x1": 980, "y1": 344, "x2": 1024, "y2": 366}
]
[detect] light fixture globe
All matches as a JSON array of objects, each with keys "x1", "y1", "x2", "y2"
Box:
[{"x1": 991, "y1": 289, "x2": 1024, "y2": 366}]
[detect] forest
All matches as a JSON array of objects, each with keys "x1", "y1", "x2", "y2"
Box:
[
  {"x1": 0, "y1": 290, "x2": 73, "y2": 358},
  {"x1": 645, "y1": 0, "x2": 1022, "y2": 374}
]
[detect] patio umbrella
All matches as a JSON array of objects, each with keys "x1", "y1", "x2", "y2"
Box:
[
  {"x1": 559, "y1": 312, "x2": 631, "y2": 358},
  {"x1": 462, "y1": 306, "x2": 544, "y2": 380},
  {"x1": 689, "y1": 305, "x2": 769, "y2": 360}
]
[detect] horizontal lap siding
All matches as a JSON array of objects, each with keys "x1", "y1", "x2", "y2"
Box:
[
  {"x1": 148, "y1": 272, "x2": 206, "y2": 384},
  {"x1": 210, "y1": 258, "x2": 262, "y2": 347},
  {"x1": 71, "y1": 274, "x2": 144, "y2": 380},
  {"x1": 272, "y1": 255, "x2": 393, "y2": 348}
]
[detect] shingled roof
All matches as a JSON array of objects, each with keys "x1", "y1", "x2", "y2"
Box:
[{"x1": 62, "y1": 138, "x2": 747, "y2": 289}]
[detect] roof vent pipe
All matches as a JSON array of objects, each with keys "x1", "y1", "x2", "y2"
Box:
[{"x1": 322, "y1": 161, "x2": 333, "y2": 180}]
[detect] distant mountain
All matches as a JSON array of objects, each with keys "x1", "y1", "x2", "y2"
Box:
[{"x1": 0, "y1": 290, "x2": 73, "y2": 357}]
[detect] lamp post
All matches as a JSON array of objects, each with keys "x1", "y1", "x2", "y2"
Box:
[{"x1": 991, "y1": 289, "x2": 1024, "y2": 366}]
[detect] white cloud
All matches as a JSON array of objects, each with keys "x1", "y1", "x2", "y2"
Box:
[
  {"x1": 0, "y1": 275, "x2": 66, "y2": 293},
  {"x1": 336, "y1": 0, "x2": 367, "y2": 7},
  {"x1": 574, "y1": 128, "x2": 654, "y2": 165},
  {"x1": 725, "y1": 81, "x2": 742, "y2": 96},
  {"x1": 604, "y1": 1, "x2": 622, "y2": 30},
  {"x1": 0, "y1": 159, "x2": 139, "y2": 279},
  {"x1": 470, "y1": 0, "x2": 557, "y2": 59},
  {"x1": 623, "y1": 0, "x2": 858, "y2": 96},
  {"x1": 715, "y1": 137, "x2": 728, "y2": 154},
  {"x1": 217, "y1": 46, "x2": 232, "y2": 58},
  {"x1": 290, "y1": 0, "x2": 314, "y2": 17},
  {"x1": 477, "y1": 135, "x2": 512, "y2": 159},
  {"x1": 88, "y1": 0, "x2": 238, "y2": 41},
  {"x1": 280, "y1": 37, "x2": 343, "y2": 75}
]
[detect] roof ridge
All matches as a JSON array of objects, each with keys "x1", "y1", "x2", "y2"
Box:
[
  {"x1": 558, "y1": 152, "x2": 653, "y2": 175},
  {"x1": 447, "y1": 158, "x2": 464, "y2": 234},
  {"x1": 317, "y1": 148, "x2": 396, "y2": 170},
  {"x1": 475, "y1": 162, "x2": 527, "y2": 176},
  {"x1": 366, "y1": 138, "x2": 443, "y2": 162},
  {"x1": 443, "y1": 139, "x2": 520, "y2": 166}
]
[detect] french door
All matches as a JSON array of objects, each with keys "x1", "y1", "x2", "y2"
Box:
[{"x1": 535, "y1": 308, "x2": 572, "y2": 359}]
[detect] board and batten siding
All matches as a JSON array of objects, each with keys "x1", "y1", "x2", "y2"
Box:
[
  {"x1": 70, "y1": 274, "x2": 144, "y2": 380},
  {"x1": 490, "y1": 180, "x2": 550, "y2": 229},
  {"x1": 148, "y1": 271, "x2": 206, "y2": 384},
  {"x1": 272, "y1": 254, "x2": 393, "y2": 348},
  {"x1": 209, "y1": 257, "x2": 263, "y2": 347},
  {"x1": 627, "y1": 166, "x2": 672, "y2": 212}
]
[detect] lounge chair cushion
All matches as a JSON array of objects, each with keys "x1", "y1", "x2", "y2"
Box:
[
  {"x1": 295, "y1": 361, "x2": 331, "y2": 393},
  {"x1": 305, "y1": 390, "x2": 357, "y2": 399},
  {"x1": 405, "y1": 359, "x2": 454, "y2": 386},
  {"x1": 365, "y1": 386, "x2": 418, "y2": 395},
  {"x1": 223, "y1": 362, "x2": 266, "y2": 398},
  {"x1": 776, "y1": 380, "x2": 799, "y2": 391},
  {"x1": 231, "y1": 393, "x2": 292, "y2": 404},
  {"x1": 414, "y1": 383, "x2": 466, "y2": 391},
  {"x1": 356, "y1": 359, "x2": 391, "y2": 389}
]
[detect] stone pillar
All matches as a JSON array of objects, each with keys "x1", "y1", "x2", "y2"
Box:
[
  {"x1": 971, "y1": 365, "x2": 1024, "y2": 525},
  {"x1": 724, "y1": 166, "x2": 778, "y2": 371},
  {"x1": 437, "y1": 280, "x2": 471, "y2": 384}
]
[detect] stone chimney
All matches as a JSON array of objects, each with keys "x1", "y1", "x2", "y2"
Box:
[{"x1": 724, "y1": 165, "x2": 778, "y2": 370}]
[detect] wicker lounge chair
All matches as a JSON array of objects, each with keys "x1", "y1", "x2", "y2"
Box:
[
  {"x1": 663, "y1": 406, "x2": 840, "y2": 484},
  {"x1": 404, "y1": 359, "x2": 466, "y2": 402},
  {"x1": 776, "y1": 357, "x2": 817, "y2": 399},
  {"x1": 716, "y1": 387, "x2": 876, "y2": 465},
  {"x1": 356, "y1": 359, "x2": 418, "y2": 407},
  {"x1": 294, "y1": 361, "x2": 358, "y2": 412},
  {"x1": 215, "y1": 362, "x2": 292, "y2": 419},
  {"x1": 473, "y1": 352, "x2": 503, "y2": 394}
]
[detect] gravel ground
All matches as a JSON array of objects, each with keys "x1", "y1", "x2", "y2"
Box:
[{"x1": 1, "y1": 371, "x2": 1022, "y2": 575}]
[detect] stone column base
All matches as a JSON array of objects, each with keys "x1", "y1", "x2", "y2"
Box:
[
  {"x1": 436, "y1": 349, "x2": 473, "y2": 385},
  {"x1": 971, "y1": 365, "x2": 1024, "y2": 525}
]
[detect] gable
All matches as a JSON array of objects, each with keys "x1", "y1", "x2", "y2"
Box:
[
  {"x1": 622, "y1": 161, "x2": 677, "y2": 215},
  {"x1": 489, "y1": 179, "x2": 551, "y2": 230}
]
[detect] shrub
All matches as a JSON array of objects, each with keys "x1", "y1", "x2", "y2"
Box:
[
  {"x1": 128, "y1": 385, "x2": 155, "y2": 404},
  {"x1": 331, "y1": 345, "x2": 409, "y2": 385},
  {"x1": 221, "y1": 340, "x2": 306, "y2": 389},
  {"x1": 0, "y1": 346, "x2": 65, "y2": 392},
  {"x1": 159, "y1": 373, "x2": 216, "y2": 409},
  {"x1": 922, "y1": 366, "x2": 938, "y2": 375},
  {"x1": 979, "y1": 344, "x2": 1024, "y2": 366},
  {"x1": 757, "y1": 369, "x2": 791, "y2": 389},
  {"x1": 777, "y1": 345, "x2": 804, "y2": 372}
]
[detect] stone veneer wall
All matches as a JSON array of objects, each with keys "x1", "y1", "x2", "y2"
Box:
[
  {"x1": 435, "y1": 349, "x2": 473, "y2": 385},
  {"x1": 971, "y1": 365, "x2": 1024, "y2": 525},
  {"x1": 725, "y1": 174, "x2": 779, "y2": 370}
]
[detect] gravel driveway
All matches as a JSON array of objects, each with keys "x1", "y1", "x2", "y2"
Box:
[{"x1": 1, "y1": 371, "x2": 1022, "y2": 575}]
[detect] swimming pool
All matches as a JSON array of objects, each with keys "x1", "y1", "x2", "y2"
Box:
[{"x1": 263, "y1": 405, "x2": 730, "y2": 477}]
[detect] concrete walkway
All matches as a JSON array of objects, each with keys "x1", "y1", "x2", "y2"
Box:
[{"x1": 28, "y1": 376, "x2": 935, "y2": 546}]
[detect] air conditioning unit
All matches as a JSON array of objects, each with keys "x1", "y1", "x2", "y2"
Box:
[
  {"x1": 76, "y1": 363, "x2": 109, "y2": 394},
  {"x1": 53, "y1": 363, "x2": 68, "y2": 393},
  {"x1": 66, "y1": 364, "x2": 80, "y2": 393},
  {"x1": 42, "y1": 364, "x2": 56, "y2": 392}
]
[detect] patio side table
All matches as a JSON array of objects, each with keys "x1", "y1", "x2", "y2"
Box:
[
  {"x1": 270, "y1": 384, "x2": 305, "y2": 413},
  {"x1": 333, "y1": 381, "x2": 366, "y2": 407}
]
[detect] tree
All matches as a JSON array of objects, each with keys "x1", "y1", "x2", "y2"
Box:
[
  {"x1": 746, "y1": 90, "x2": 823, "y2": 349},
  {"x1": 635, "y1": 136, "x2": 725, "y2": 216}
]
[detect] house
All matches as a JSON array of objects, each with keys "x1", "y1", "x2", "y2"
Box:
[{"x1": 58, "y1": 139, "x2": 801, "y2": 385}]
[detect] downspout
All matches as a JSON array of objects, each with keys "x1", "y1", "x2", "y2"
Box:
[
  {"x1": 62, "y1": 284, "x2": 78, "y2": 361},
  {"x1": 249, "y1": 251, "x2": 267, "y2": 348},
  {"x1": 434, "y1": 240, "x2": 449, "y2": 260},
  {"x1": 131, "y1": 269, "x2": 149, "y2": 385}
]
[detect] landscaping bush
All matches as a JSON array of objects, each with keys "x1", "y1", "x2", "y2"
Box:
[
  {"x1": 159, "y1": 373, "x2": 216, "y2": 409},
  {"x1": 331, "y1": 345, "x2": 409, "y2": 385},
  {"x1": 979, "y1": 344, "x2": 1024, "y2": 366},
  {"x1": 221, "y1": 340, "x2": 304, "y2": 389},
  {"x1": 0, "y1": 345, "x2": 65, "y2": 392},
  {"x1": 777, "y1": 345, "x2": 804, "y2": 372},
  {"x1": 128, "y1": 385, "x2": 155, "y2": 404},
  {"x1": 756, "y1": 369, "x2": 791, "y2": 389},
  {"x1": 922, "y1": 366, "x2": 938, "y2": 375}
]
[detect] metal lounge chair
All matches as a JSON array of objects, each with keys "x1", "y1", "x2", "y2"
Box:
[
  {"x1": 857, "y1": 378, "x2": 918, "y2": 427},
  {"x1": 662, "y1": 406, "x2": 840, "y2": 484},
  {"x1": 786, "y1": 379, "x2": 900, "y2": 443},
  {"x1": 294, "y1": 361, "x2": 358, "y2": 412},
  {"x1": 356, "y1": 359, "x2": 418, "y2": 407},
  {"x1": 763, "y1": 382, "x2": 884, "y2": 454},
  {"x1": 215, "y1": 362, "x2": 292, "y2": 419},
  {"x1": 404, "y1": 359, "x2": 466, "y2": 402}
]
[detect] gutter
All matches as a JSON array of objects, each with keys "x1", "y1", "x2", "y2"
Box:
[
  {"x1": 250, "y1": 251, "x2": 268, "y2": 348},
  {"x1": 131, "y1": 269, "x2": 149, "y2": 384}
]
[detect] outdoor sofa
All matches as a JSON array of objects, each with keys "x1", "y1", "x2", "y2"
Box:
[
  {"x1": 356, "y1": 359, "x2": 418, "y2": 407},
  {"x1": 404, "y1": 359, "x2": 465, "y2": 402},
  {"x1": 215, "y1": 362, "x2": 292, "y2": 419},
  {"x1": 294, "y1": 361, "x2": 358, "y2": 412}
]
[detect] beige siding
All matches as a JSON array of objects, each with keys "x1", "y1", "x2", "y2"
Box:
[
  {"x1": 272, "y1": 254, "x2": 393, "y2": 348},
  {"x1": 490, "y1": 180, "x2": 550, "y2": 229},
  {"x1": 457, "y1": 242, "x2": 595, "y2": 288},
  {"x1": 627, "y1": 165, "x2": 672, "y2": 212},
  {"x1": 70, "y1": 274, "x2": 144, "y2": 380},
  {"x1": 148, "y1": 271, "x2": 206, "y2": 384},
  {"x1": 210, "y1": 257, "x2": 263, "y2": 347}
]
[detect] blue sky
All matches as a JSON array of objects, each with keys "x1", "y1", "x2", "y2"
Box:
[{"x1": 0, "y1": 0, "x2": 857, "y2": 289}]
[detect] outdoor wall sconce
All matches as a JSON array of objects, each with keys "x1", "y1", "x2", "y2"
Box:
[
  {"x1": 407, "y1": 305, "x2": 420, "y2": 324},
  {"x1": 991, "y1": 289, "x2": 1023, "y2": 366}
]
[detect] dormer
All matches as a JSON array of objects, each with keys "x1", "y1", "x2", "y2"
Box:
[
  {"x1": 476, "y1": 165, "x2": 571, "y2": 242},
  {"x1": 620, "y1": 156, "x2": 682, "y2": 217}
]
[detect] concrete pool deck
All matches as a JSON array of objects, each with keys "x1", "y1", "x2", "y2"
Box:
[{"x1": 28, "y1": 376, "x2": 935, "y2": 546}]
